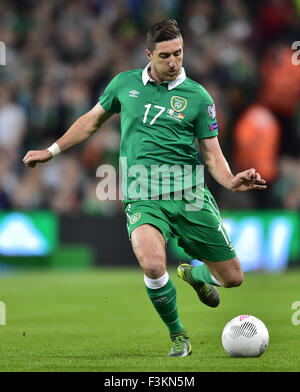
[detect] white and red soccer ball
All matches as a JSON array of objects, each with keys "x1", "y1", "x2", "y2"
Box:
[{"x1": 222, "y1": 315, "x2": 269, "y2": 358}]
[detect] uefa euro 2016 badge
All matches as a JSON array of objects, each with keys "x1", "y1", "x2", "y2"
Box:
[
  {"x1": 170, "y1": 96, "x2": 187, "y2": 112},
  {"x1": 130, "y1": 212, "x2": 141, "y2": 224}
]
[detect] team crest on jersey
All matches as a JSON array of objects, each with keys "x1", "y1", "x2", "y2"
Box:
[
  {"x1": 170, "y1": 96, "x2": 187, "y2": 112},
  {"x1": 130, "y1": 212, "x2": 141, "y2": 224}
]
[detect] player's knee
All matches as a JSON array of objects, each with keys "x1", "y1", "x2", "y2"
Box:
[
  {"x1": 140, "y1": 255, "x2": 166, "y2": 279},
  {"x1": 223, "y1": 273, "x2": 244, "y2": 288},
  {"x1": 143, "y1": 264, "x2": 166, "y2": 279}
]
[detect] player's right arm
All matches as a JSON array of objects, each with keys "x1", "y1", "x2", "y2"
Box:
[{"x1": 23, "y1": 102, "x2": 113, "y2": 168}]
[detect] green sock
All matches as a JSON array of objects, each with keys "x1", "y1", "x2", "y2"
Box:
[
  {"x1": 145, "y1": 278, "x2": 184, "y2": 334},
  {"x1": 191, "y1": 263, "x2": 221, "y2": 286}
]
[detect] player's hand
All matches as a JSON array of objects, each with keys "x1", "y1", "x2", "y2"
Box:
[
  {"x1": 23, "y1": 149, "x2": 52, "y2": 168},
  {"x1": 230, "y1": 168, "x2": 267, "y2": 192}
]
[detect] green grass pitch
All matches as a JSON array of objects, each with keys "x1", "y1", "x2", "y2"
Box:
[{"x1": 0, "y1": 267, "x2": 299, "y2": 372}]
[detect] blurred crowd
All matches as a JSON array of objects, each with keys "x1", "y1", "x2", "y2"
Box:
[{"x1": 0, "y1": 0, "x2": 300, "y2": 215}]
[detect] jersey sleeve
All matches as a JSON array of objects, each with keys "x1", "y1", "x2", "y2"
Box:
[
  {"x1": 99, "y1": 73, "x2": 121, "y2": 113},
  {"x1": 194, "y1": 88, "x2": 219, "y2": 139}
]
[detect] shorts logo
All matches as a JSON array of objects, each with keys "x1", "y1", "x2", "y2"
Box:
[
  {"x1": 206, "y1": 104, "x2": 216, "y2": 120},
  {"x1": 171, "y1": 96, "x2": 187, "y2": 112},
  {"x1": 130, "y1": 212, "x2": 141, "y2": 224}
]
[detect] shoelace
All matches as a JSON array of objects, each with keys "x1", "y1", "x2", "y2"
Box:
[
  {"x1": 172, "y1": 336, "x2": 186, "y2": 352},
  {"x1": 199, "y1": 283, "x2": 211, "y2": 297}
]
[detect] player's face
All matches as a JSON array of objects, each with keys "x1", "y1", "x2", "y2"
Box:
[{"x1": 146, "y1": 37, "x2": 183, "y2": 82}]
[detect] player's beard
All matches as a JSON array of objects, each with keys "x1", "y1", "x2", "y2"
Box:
[
  {"x1": 150, "y1": 63, "x2": 180, "y2": 83},
  {"x1": 163, "y1": 69, "x2": 179, "y2": 81}
]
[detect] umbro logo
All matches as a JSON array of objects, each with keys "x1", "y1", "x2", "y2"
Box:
[{"x1": 129, "y1": 90, "x2": 140, "y2": 98}]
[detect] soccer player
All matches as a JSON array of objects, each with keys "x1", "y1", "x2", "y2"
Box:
[{"x1": 23, "y1": 19, "x2": 267, "y2": 357}]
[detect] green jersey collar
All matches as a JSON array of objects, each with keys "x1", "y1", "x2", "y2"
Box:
[{"x1": 142, "y1": 63, "x2": 186, "y2": 90}]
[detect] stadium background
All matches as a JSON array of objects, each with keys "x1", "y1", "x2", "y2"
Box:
[{"x1": 0, "y1": 0, "x2": 300, "y2": 271}]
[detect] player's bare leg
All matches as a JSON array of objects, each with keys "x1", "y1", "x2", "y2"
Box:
[
  {"x1": 203, "y1": 257, "x2": 244, "y2": 288},
  {"x1": 131, "y1": 224, "x2": 191, "y2": 357},
  {"x1": 131, "y1": 224, "x2": 166, "y2": 279}
]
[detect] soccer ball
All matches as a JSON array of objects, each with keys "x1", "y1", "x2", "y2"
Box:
[{"x1": 222, "y1": 315, "x2": 269, "y2": 358}]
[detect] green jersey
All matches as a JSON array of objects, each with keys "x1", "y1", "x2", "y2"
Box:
[{"x1": 99, "y1": 65, "x2": 218, "y2": 199}]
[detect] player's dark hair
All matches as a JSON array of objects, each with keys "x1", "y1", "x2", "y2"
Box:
[{"x1": 147, "y1": 18, "x2": 182, "y2": 52}]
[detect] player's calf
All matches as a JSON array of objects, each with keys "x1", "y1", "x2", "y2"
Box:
[{"x1": 204, "y1": 257, "x2": 244, "y2": 289}]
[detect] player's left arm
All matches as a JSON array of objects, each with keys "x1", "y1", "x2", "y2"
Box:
[{"x1": 199, "y1": 136, "x2": 267, "y2": 192}]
